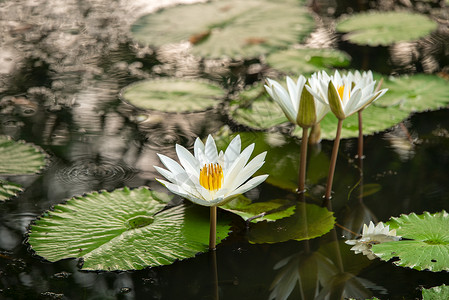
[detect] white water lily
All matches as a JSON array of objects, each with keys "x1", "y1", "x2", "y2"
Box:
[
  {"x1": 264, "y1": 75, "x2": 330, "y2": 128},
  {"x1": 345, "y1": 221, "x2": 401, "y2": 260},
  {"x1": 307, "y1": 70, "x2": 388, "y2": 120},
  {"x1": 155, "y1": 134, "x2": 268, "y2": 207}
]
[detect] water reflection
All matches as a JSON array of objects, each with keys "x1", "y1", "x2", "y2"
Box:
[{"x1": 1, "y1": 0, "x2": 449, "y2": 299}]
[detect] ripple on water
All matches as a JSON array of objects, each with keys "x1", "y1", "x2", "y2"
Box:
[{"x1": 55, "y1": 158, "x2": 137, "y2": 186}]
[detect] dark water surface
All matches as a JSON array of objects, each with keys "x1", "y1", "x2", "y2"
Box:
[{"x1": 1, "y1": 0, "x2": 449, "y2": 299}]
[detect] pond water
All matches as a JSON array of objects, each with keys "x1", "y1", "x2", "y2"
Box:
[{"x1": 1, "y1": 0, "x2": 449, "y2": 299}]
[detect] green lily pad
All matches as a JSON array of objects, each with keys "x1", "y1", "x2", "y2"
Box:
[
  {"x1": 229, "y1": 84, "x2": 288, "y2": 130},
  {"x1": 422, "y1": 285, "x2": 449, "y2": 300},
  {"x1": 336, "y1": 11, "x2": 438, "y2": 46},
  {"x1": 28, "y1": 187, "x2": 231, "y2": 271},
  {"x1": 372, "y1": 211, "x2": 449, "y2": 272},
  {"x1": 374, "y1": 74, "x2": 449, "y2": 113},
  {"x1": 120, "y1": 78, "x2": 225, "y2": 113},
  {"x1": 0, "y1": 180, "x2": 23, "y2": 201},
  {"x1": 0, "y1": 135, "x2": 47, "y2": 175},
  {"x1": 221, "y1": 195, "x2": 295, "y2": 223},
  {"x1": 248, "y1": 202, "x2": 335, "y2": 243},
  {"x1": 265, "y1": 48, "x2": 351, "y2": 74},
  {"x1": 130, "y1": 0, "x2": 315, "y2": 58}
]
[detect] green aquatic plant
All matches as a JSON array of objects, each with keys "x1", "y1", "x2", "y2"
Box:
[
  {"x1": 422, "y1": 284, "x2": 449, "y2": 300},
  {"x1": 120, "y1": 78, "x2": 225, "y2": 113},
  {"x1": 221, "y1": 195, "x2": 296, "y2": 223},
  {"x1": 0, "y1": 135, "x2": 47, "y2": 175},
  {"x1": 372, "y1": 210, "x2": 449, "y2": 272},
  {"x1": 265, "y1": 48, "x2": 351, "y2": 75},
  {"x1": 130, "y1": 0, "x2": 315, "y2": 58},
  {"x1": 248, "y1": 202, "x2": 335, "y2": 243},
  {"x1": 336, "y1": 11, "x2": 438, "y2": 46},
  {"x1": 28, "y1": 187, "x2": 231, "y2": 271},
  {"x1": 0, "y1": 180, "x2": 23, "y2": 201},
  {"x1": 0, "y1": 135, "x2": 48, "y2": 201}
]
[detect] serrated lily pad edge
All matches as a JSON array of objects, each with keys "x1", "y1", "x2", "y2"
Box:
[
  {"x1": 372, "y1": 210, "x2": 449, "y2": 272},
  {"x1": 0, "y1": 135, "x2": 49, "y2": 176},
  {"x1": 25, "y1": 186, "x2": 231, "y2": 271}
]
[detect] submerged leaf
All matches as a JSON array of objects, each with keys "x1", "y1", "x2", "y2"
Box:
[
  {"x1": 28, "y1": 187, "x2": 231, "y2": 271},
  {"x1": 120, "y1": 78, "x2": 225, "y2": 113},
  {"x1": 336, "y1": 11, "x2": 438, "y2": 46},
  {"x1": 372, "y1": 211, "x2": 449, "y2": 272},
  {"x1": 221, "y1": 195, "x2": 295, "y2": 223},
  {"x1": 130, "y1": 0, "x2": 315, "y2": 58},
  {"x1": 248, "y1": 202, "x2": 335, "y2": 243}
]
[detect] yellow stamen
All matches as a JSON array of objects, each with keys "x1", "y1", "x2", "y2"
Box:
[
  {"x1": 337, "y1": 85, "x2": 345, "y2": 100},
  {"x1": 199, "y1": 163, "x2": 223, "y2": 191}
]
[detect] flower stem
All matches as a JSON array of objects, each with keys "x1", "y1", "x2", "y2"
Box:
[
  {"x1": 324, "y1": 119, "x2": 343, "y2": 201},
  {"x1": 357, "y1": 110, "x2": 364, "y2": 163},
  {"x1": 209, "y1": 206, "x2": 217, "y2": 250},
  {"x1": 298, "y1": 127, "x2": 309, "y2": 200}
]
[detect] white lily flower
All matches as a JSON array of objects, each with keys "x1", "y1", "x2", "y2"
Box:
[
  {"x1": 155, "y1": 134, "x2": 268, "y2": 207},
  {"x1": 307, "y1": 70, "x2": 388, "y2": 120},
  {"x1": 264, "y1": 75, "x2": 330, "y2": 128},
  {"x1": 345, "y1": 221, "x2": 401, "y2": 260}
]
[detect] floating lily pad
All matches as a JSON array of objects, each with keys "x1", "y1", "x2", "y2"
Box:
[
  {"x1": 0, "y1": 180, "x2": 23, "y2": 201},
  {"x1": 374, "y1": 74, "x2": 449, "y2": 113},
  {"x1": 0, "y1": 135, "x2": 47, "y2": 175},
  {"x1": 336, "y1": 11, "x2": 438, "y2": 46},
  {"x1": 120, "y1": 78, "x2": 225, "y2": 113},
  {"x1": 265, "y1": 48, "x2": 351, "y2": 74},
  {"x1": 248, "y1": 202, "x2": 335, "y2": 243},
  {"x1": 229, "y1": 84, "x2": 288, "y2": 130},
  {"x1": 28, "y1": 187, "x2": 231, "y2": 271},
  {"x1": 422, "y1": 284, "x2": 449, "y2": 300},
  {"x1": 221, "y1": 195, "x2": 295, "y2": 223},
  {"x1": 130, "y1": 0, "x2": 315, "y2": 58},
  {"x1": 372, "y1": 211, "x2": 449, "y2": 272}
]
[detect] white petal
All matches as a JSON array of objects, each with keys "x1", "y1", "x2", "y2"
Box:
[
  {"x1": 272, "y1": 82, "x2": 297, "y2": 123},
  {"x1": 225, "y1": 151, "x2": 266, "y2": 192},
  {"x1": 194, "y1": 137, "x2": 205, "y2": 161},
  {"x1": 223, "y1": 143, "x2": 254, "y2": 180},
  {"x1": 342, "y1": 88, "x2": 362, "y2": 117},
  {"x1": 176, "y1": 144, "x2": 200, "y2": 177},
  {"x1": 157, "y1": 154, "x2": 186, "y2": 176},
  {"x1": 156, "y1": 178, "x2": 204, "y2": 203},
  {"x1": 204, "y1": 134, "x2": 218, "y2": 163},
  {"x1": 154, "y1": 166, "x2": 182, "y2": 184},
  {"x1": 286, "y1": 76, "x2": 300, "y2": 112},
  {"x1": 225, "y1": 174, "x2": 268, "y2": 198},
  {"x1": 223, "y1": 134, "x2": 242, "y2": 170}
]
